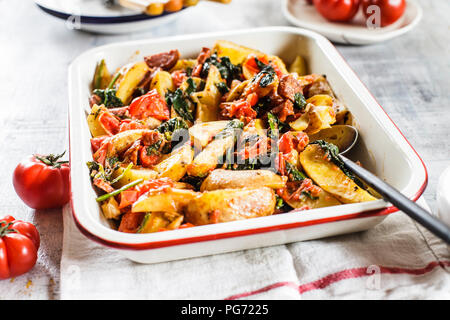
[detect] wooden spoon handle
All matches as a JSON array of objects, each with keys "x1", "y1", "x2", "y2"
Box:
[{"x1": 340, "y1": 155, "x2": 450, "y2": 244}]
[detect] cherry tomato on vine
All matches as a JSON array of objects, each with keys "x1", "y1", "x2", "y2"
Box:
[
  {"x1": 13, "y1": 151, "x2": 70, "y2": 210},
  {"x1": 313, "y1": 0, "x2": 360, "y2": 22},
  {"x1": 361, "y1": 0, "x2": 406, "y2": 27},
  {"x1": 0, "y1": 216, "x2": 40, "y2": 280}
]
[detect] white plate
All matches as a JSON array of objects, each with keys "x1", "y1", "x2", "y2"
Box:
[
  {"x1": 35, "y1": 0, "x2": 190, "y2": 34},
  {"x1": 68, "y1": 27, "x2": 427, "y2": 263},
  {"x1": 282, "y1": 0, "x2": 423, "y2": 45}
]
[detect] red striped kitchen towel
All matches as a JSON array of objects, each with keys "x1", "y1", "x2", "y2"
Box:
[{"x1": 60, "y1": 197, "x2": 450, "y2": 299}]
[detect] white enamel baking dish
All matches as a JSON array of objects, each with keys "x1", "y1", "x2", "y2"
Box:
[{"x1": 68, "y1": 27, "x2": 427, "y2": 264}]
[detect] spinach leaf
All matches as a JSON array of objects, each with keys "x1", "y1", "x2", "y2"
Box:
[
  {"x1": 165, "y1": 89, "x2": 194, "y2": 122},
  {"x1": 285, "y1": 161, "x2": 306, "y2": 181},
  {"x1": 185, "y1": 77, "x2": 196, "y2": 95},
  {"x1": 310, "y1": 140, "x2": 365, "y2": 189},
  {"x1": 201, "y1": 54, "x2": 242, "y2": 83},
  {"x1": 215, "y1": 82, "x2": 229, "y2": 94},
  {"x1": 253, "y1": 57, "x2": 276, "y2": 88},
  {"x1": 92, "y1": 88, "x2": 124, "y2": 108},
  {"x1": 293, "y1": 92, "x2": 307, "y2": 111}
]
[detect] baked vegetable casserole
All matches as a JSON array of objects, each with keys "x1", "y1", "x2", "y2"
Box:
[{"x1": 86, "y1": 40, "x2": 377, "y2": 233}]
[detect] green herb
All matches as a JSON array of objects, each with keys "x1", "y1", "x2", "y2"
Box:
[
  {"x1": 253, "y1": 57, "x2": 276, "y2": 88},
  {"x1": 293, "y1": 92, "x2": 306, "y2": 111},
  {"x1": 213, "y1": 119, "x2": 244, "y2": 140},
  {"x1": 157, "y1": 117, "x2": 189, "y2": 142},
  {"x1": 165, "y1": 89, "x2": 194, "y2": 122},
  {"x1": 311, "y1": 140, "x2": 365, "y2": 188},
  {"x1": 107, "y1": 72, "x2": 121, "y2": 89},
  {"x1": 109, "y1": 163, "x2": 133, "y2": 185},
  {"x1": 107, "y1": 156, "x2": 120, "y2": 167},
  {"x1": 285, "y1": 161, "x2": 306, "y2": 181},
  {"x1": 275, "y1": 195, "x2": 285, "y2": 210},
  {"x1": 201, "y1": 54, "x2": 242, "y2": 83},
  {"x1": 146, "y1": 140, "x2": 163, "y2": 155},
  {"x1": 96, "y1": 178, "x2": 143, "y2": 202},
  {"x1": 215, "y1": 82, "x2": 229, "y2": 94},
  {"x1": 93, "y1": 88, "x2": 124, "y2": 108},
  {"x1": 86, "y1": 161, "x2": 116, "y2": 182},
  {"x1": 302, "y1": 191, "x2": 318, "y2": 200},
  {"x1": 137, "y1": 213, "x2": 151, "y2": 233},
  {"x1": 253, "y1": 96, "x2": 271, "y2": 115},
  {"x1": 267, "y1": 112, "x2": 286, "y2": 140},
  {"x1": 185, "y1": 77, "x2": 196, "y2": 95},
  {"x1": 185, "y1": 67, "x2": 193, "y2": 77}
]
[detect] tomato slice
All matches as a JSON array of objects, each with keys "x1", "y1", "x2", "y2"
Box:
[
  {"x1": 90, "y1": 135, "x2": 109, "y2": 153},
  {"x1": 135, "y1": 178, "x2": 174, "y2": 197},
  {"x1": 129, "y1": 89, "x2": 170, "y2": 121},
  {"x1": 119, "y1": 190, "x2": 139, "y2": 209},
  {"x1": 98, "y1": 111, "x2": 120, "y2": 136},
  {"x1": 278, "y1": 132, "x2": 294, "y2": 154},
  {"x1": 118, "y1": 119, "x2": 147, "y2": 133},
  {"x1": 171, "y1": 70, "x2": 187, "y2": 88},
  {"x1": 118, "y1": 211, "x2": 146, "y2": 233}
]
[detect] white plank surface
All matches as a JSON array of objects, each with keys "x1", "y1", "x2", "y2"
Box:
[{"x1": 0, "y1": 0, "x2": 448, "y2": 299}]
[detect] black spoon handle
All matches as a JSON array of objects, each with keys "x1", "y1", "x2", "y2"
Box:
[{"x1": 340, "y1": 155, "x2": 450, "y2": 244}]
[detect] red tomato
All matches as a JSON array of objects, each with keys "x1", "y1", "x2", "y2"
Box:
[
  {"x1": 278, "y1": 132, "x2": 295, "y2": 154},
  {"x1": 129, "y1": 89, "x2": 170, "y2": 121},
  {"x1": 98, "y1": 111, "x2": 120, "y2": 136},
  {"x1": 171, "y1": 70, "x2": 187, "y2": 88},
  {"x1": 118, "y1": 119, "x2": 147, "y2": 133},
  {"x1": 361, "y1": 0, "x2": 405, "y2": 27},
  {"x1": 90, "y1": 135, "x2": 109, "y2": 153},
  {"x1": 13, "y1": 152, "x2": 70, "y2": 210},
  {"x1": 0, "y1": 216, "x2": 40, "y2": 279},
  {"x1": 119, "y1": 190, "x2": 139, "y2": 209},
  {"x1": 313, "y1": 0, "x2": 360, "y2": 22}
]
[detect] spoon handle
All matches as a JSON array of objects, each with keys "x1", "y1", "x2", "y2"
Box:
[{"x1": 340, "y1": 155, "x2": 450, "y2": 244}]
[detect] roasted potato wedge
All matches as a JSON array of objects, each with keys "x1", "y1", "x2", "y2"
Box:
[
  {"x1": 106, "y1": 129, "x2": 149, "y2": 157},
  {"x1": 153, "y1": 143, "x2": 194, "y2": 181},
  {"x1": 112, "y1": 164, "x2": 158, "y2": 188},
  {"x1": 188, "y1": 120, "x2": 229, "y2": 147},
  {"x1": 185, "y1": 187, "x2": 276, "y2": 225},
  {"x1": 288, "y1": 55, "x2": 307, "y2": 76},
  {"x1": 132, "y1": 188, "x2": 198, "y2": 213},
  {"x1": 170, "y1": 58, "x2": 197, "y2": 72},
  {"x1": 187, "y1": 120, "x2": 242, "y2": 177},
  {"x1": 138, "y1": 212, "x2": 183, "y2": 233},
  {"x1": 92, "y1": 59, "x2": 112, "y2": 90},
  {"x1": 299, "y1": 144, "x2": 377, "y2": 204},
  {"x1": 87, "y1": 104, "x2": 108, "y2": 137},
  {"x1": 150, "y1": 70, "x2": 174, "y2": 98},
  {"x1": 101, "y1": 197, "x2": 121, "y2": 220},
  {"x1": 116, "y1": 61, "x2": 150, "y2": 105},
  {"x1": 191, "y1": 65, "x2": 223, "y2": 122},
  {"x1": 200, "y1": 169, "x2": 287, "y2": 191}
]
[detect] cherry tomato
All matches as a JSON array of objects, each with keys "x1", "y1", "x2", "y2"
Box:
[
  {"x1": 0, "y1": 216, "x2": 40, "y2": 279},
  {"x1": 313, "y1": 0, "x2": 360, "y2": 22},
  {"x1": 13, "y1": 152, "x2": 70, "y2": 210},
  {"x1": 361, "y1": 0, "x2": 405, "y2": 27},
  {"x1": 129, "y1": 89, "x2": 170, "y2": 121}
]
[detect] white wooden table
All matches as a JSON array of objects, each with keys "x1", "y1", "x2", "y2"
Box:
[{"x1": 0, "y1": 0, "x2": 448, "y2": 299}]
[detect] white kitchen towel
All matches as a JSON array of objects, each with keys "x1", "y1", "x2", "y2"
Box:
[{"x1": 60, "y1": 197, "x2": 450, "y2": 299}]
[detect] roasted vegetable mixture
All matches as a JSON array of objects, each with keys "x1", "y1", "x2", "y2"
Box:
[{"x1": 86, "y1": 40, "x2": 377, "y2": 233}]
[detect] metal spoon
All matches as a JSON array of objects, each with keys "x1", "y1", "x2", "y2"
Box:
[{"x1": 314, "y1": 125, "x2": 450, "y2": 244}]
